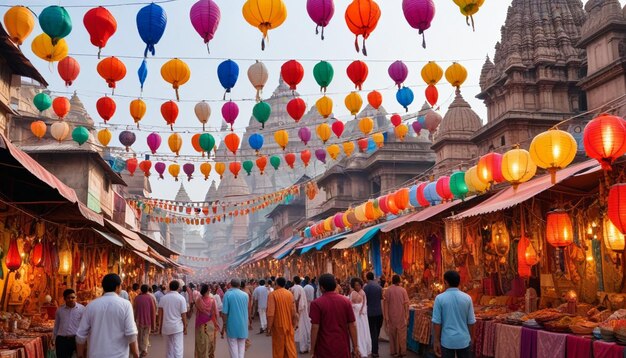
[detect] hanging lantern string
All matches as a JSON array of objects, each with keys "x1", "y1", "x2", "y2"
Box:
[{"x1": 0, "y1": 0, "x2": 179, "y2": 9}]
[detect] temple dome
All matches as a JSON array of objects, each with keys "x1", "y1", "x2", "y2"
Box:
[{"x1": 437, "y1": 90, "x2": 482, "y2": 138}]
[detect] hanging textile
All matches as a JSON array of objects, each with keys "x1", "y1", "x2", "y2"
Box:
[
  {"x1": 391, "y1": 240, "x2": 403, "y2": 275},
  {"x1": 402, "y1": 238, "x2": 412, "y2": 272},
  {"x1": 431, "y1": 234, "x2": 442, "y2": 279},
  {"x1": 371, "y1": 236, "x2": 383, "y2": 277},
  {"x1": 592, "y1": 239, "x2": 604, "y2": 292}
]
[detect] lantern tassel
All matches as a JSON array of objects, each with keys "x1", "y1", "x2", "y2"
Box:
[
  {"x1": 471, "y1": 16, "x2": 476, "y2": 32},
  {"x1": 206, "y1": 43, "x2": 210, "y2": 55},
  {"x1": 170, "y1": 124, "x2": 174, "y2": 131},
  {"x1": 321, "y1": 26, "x2": 325, "y2": 41},
  {"x1": 175, "y1": 88, "x2": 180, "y2": 102},
  {"x1": 98, "y1": 47, "x2": 102, "y2": 59},
  {"x1": 315, "y1": 25, "x2": 319, "y2": 35},
  {"x1": 354, "y1": 36, "x2": 360, "y2": 53},
  {"x1": 362, "y1": 39, "x2": 368, "y2": 56},
  {"x1": 421, "y1": 31, "x2": 427, "y2": 49},
  {"x1": 261, "y1": 37, "x2": 266, "y2": 51},
  {"x1": 203, "y1": 123, "x2": 206, "y2": 132}
]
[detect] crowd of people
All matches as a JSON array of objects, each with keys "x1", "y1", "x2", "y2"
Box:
[{"x1": 49, "y1": 269, "x2": 475, "y2": 358}]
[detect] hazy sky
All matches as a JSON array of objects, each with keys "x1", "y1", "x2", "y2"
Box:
[{"x1": 7, "y1": 0, "x2": 624, "y2": 202}]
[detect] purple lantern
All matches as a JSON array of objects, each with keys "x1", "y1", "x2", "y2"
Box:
[
  {"x1": 412, "y1": 121, "x2": 422, "y2": 135},
  {"x1": 147, "y1": 132, "x2": 162, "y2": 154},
  {"x1": 306, "y1": 0, "x2": 335, "y2": 40},
  {"x1": 189, "y1": 0, "x2": 221, "y2": 53},
  {"x1": 388, "y1": 60, "x2": 409, "y2": 89},
  {"x1": 183, "y1": 163, "x2": 195, "y2": 181},
  {"x1": 402, "y1": 0, "x2": 436, "y2": 48},
  {"x1": 315, "y1": 148, "x2": 327, "y2": 163},
  {"x1": 298, "y1": 127, "x2": 312, "y2": 145},
  {"x1": 118, "y1": 131, "x2": 136, "y2": 152},
  {"x1": 155, "y1": 162, "x2": 166, "y2": 179},
  {"x1": 221, "y1": 101, "x2": 239, "y2": 131}
]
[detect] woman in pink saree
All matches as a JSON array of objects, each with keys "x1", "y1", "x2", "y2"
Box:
[{"x1": 195, "y1": 284, "x2": 220, "y2": 358}]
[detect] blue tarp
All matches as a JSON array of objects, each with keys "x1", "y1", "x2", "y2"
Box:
[
  {"x1": 298, "y1": 232, "x2": 350, "y2": 255},
  {"x1": 351, "y1": 226, "x2": 382, "y2": 248}
]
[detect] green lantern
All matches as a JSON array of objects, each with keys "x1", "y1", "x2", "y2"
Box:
[
  {"x1": 253, "y1": 101, "x2": 271, "y2": 128},
  {"x1": 72, "y1": 126, "x2": 89, "y2": 145},
  {"x1": 449, "y1": 171, "x2": 469, "y2": 199},
  {"x1": 242, "y1": 160, "x2": 254, "y2": 175},
  {"x1": 270, "y1": 155, "x2": 281, "y2": 170},
  {"x1": 313, "y1": 61, "x2": 334, "y2": 93},
  {"x1": 199, "y1": 133, "x2": 215, "y2": 154},
  {"x1": 33, "y1": 93, "x2": 52, "y2": 112},
  {"x1": 39, "y1": 6, "x2": 72, "y2": 44}
]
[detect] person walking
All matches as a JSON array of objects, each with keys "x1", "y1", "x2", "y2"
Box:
[
  {"x1": 290, "y1": 276, "x2": 311, "y2": 354},
  {"x1": 222, "y1": 278, "x2": 250, "y2": 358},
  {"x1": 267, "y1": 277, "x2": 299, "y2": 358},
  {"x1": 309, "y1": 273, "x2": 360, "y2": 358},
  {"x1": 129, "y1": 283, "x2": 140, "y2": 304},
  {"x1": 363, "y1": 272, "x2": 383, "y2": 357},
  {"x1": 195, "y1": 284, "x2": 220, "y2": 358},
  {"x1": 432, "y1": 270, "x2": 476, "y2": 358},
  {"x1": 134, "y1": 284, "x2": 156, "y2": 357},
  {"x1": 350, "y1": 278, "x2": 371, "y2": 358},
  {"x1": 252, "y1": 279, "x2": 270, "y2": 334},
  {"x1": 75, "y1": 273, "x2": 140, "y2": 358},
  {"x1": 51, "y1": 289, "x2": 85, "y2": 358},
  {"x1": 383, "y1": 275, "x2": 410, "y2": 358},
  {"x1": 158, "y1": 280, "x2": 188, "y2": 358}
]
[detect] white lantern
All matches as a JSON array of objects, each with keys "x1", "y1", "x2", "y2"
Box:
[
  {"x1": 194, "y1": 101, "x2": 211, "y2": 131},
  {"x1": 247, "y1": 60, "x2": 269, "y2": 101},
  {"x1": 50, "y1": 122, "x2": 70, "y2": 142}
]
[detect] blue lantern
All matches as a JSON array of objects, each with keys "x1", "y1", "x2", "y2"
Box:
[
  {"x1": 217, "y1": 59, "x2": 239, "y2": 98},
  {"x1": 367, "y1": 138, "x2": 377, "y2": 153},
  {"x1": 418, "y1": 115, "x2": 426, "y2": 127},
  {"x1": 111, "y1": 157, "x2": 127, "y2": 173},
  {"x1": 424, "y1": 182, "x2": 441, "y2": 206},
  {"x1": 138, "y1": 59, "x2": 148, "y2": 93},
  {"x1": 304, "y1": 227, "x2": 312, "y2": 238},
  {"x1": 396, "y1": 87, "x2": 414, "y2": 112},
  {"x1": 136, "y1": 3, "x2": 167, "y2": 57},
  {"x1": 409, "y1": 185, "x2": 419, "y2": 208},
  {"x1": 248, "y1": 133, "x2": 264, "y2": 153}
]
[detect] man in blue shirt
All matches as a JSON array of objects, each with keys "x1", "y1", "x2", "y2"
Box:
[
  {"x1": 363, "y1": 272, "x2": 383, "y2": 357},
  {"x1": 222, "y1": 278, "x2": 249, "y2": 358},
  {"x1": 432, "y1": 270, "x2": 476, "y2": 358}
]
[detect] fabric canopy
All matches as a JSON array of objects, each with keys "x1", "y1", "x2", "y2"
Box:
[
  {"x1": 381, "y1": 197, "x2": 475, "y2": 233},
  {"x1": 133, "y1": 249, "x2": 164, "y2": 268},
  {"x1": 92, "y1": 228, "x2": 123, "y2": 247},
  {"x1": 332, "y1": 223, "x2": 387, "y2": 250},
  {"x1": 297, "y1": 232, "x2": 350, "y2": 254},
  {"x1": 105, "y1": 219, "x2": 149, "y2": 252},
  {"x1": 274, "y1": 236, "x2": 304, "y2": 260}
]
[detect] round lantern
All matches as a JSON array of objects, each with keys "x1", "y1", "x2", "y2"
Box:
[
  {"x1": 313, "y1": 61, "x2": 334, "y2": 92},
  {"x1": 168, "y1": 163, "x2": 181, "y2": 181},
  {"x1": 316, "y1": 123, "x2": 332, "y2": 144},
  {"x1": 608, "y1": 184, "x2": 626, "y2": 234},
  {"x1": 168, "y1": 133, "x2": 183, "y2": 156},
  {"x1": 343, "y1": 142, "x2": 355, "y2": 157},
  {"x1": 501, "y1": 148, "x2": 537, "y2": 189},
  {"x1": 83, "y1": 6, "x2": 117, "y2": 57},
  {"x1": 386, "y1": 193, "x2": 400, "y2": 215},
  {"x1": 546, "y1": 209, "x2": 574, "y2": 248},
  {"x1": 402, "y1": 0, "x2": 436, "y2": 48},
  {"x1": 358, "y1": 138, "x2": 369, "y2": 152},
  {"x1": 465, "y1": 166, "x2": 489, "y2": 193},
  {"x1": 388, "y1": 60, "x2": 409, "y2": 88},
  {"x1": 395, "y1": 188, "x2": 410, "y2": 210},
  {"x1": 307, "y1": 0, "x2": 335, "y2": 40},
  {"x1": 229, "y1": 162, "x2": 242, "y2": 179},
  {"x1": 412, "y1": 121, "x2": 422, "y2": 135},
  {"x1": 189, "y1": 0, "x2": 221, "y2": 52},
  {"x1": 408, "y1": 185, "x2": 419, "y2": 207},
  {"x1": 425, "y1": 85, "x2": 439, "y2": 107},
  {"x1": 449, "y1": 171, "x2": 469, "y2": 199},
  {"x1": 118, "y1": 131, "x2": 136, "y2": 152},
  {"x1": 421, "y1": 61, "x2": 443, "y2": 85},
  {"x1": 96, "y1": 96, "x2": 116, "y2": 123},
  {"x1": 270, "y1": 155, "x2": 281, "y2": 170},
  {"x1": 396, "y1": 87, "x2": 414, "y2": 112},
  {"x1": 31, "y1": 240, "x2": 43, "y2": 267},
  {"x1": 299, "y1": 127, "x2": 312, "y2": 146},
  {"x1": 31, "y1": 34, "x2": 68, "y2": 63},
  {"x1": 136, "y1": 3, "x2": 167, "y2": 57},
  {"x1": 147, "y1": 132, "x2": 162, "y2": 154},
  {"x1": 128, "y1": 98, "x2": 146, "y2": 128},
  {"x1": 368, "y1": 90, "x2": 383, "y2": 110},
  {"x1": 72, "y1": 126, "x2": 90, "y2": 146},
  {"x1": 97, "y1": 56, "x2": 126, "y2": 92},
  {"x1": 285, "y1": 153, "x2": 296, "y2": 168},
  {"x1": 39, "y1": 5, "x2": 72, "y2": 44},
  {"x1": 445, "y1": 62, "x2": 468, "y2": 89},
  {"x1": 4, "y1": 6, "x2": 34, "y2": 46},
  {"x1": 242, "y1": 0, "x2": 287, "y2": 50},
  {"x1": 347, "y1": 60, "x2": 369, "y2": 90},
  {"x1": 477, "y1": 152, "x2": 505, "y2": 185},
  {"x1": 256, "y1": 156, "x2": 268, "y2": 174},
  {"x1": 345, "y1": 92, "x2": 363, "y2": 117},
  {"x1": 161, "y1": 100, "x2": 179, "y2": 130},
  {"x1": 52, "y1": 96, "x2": 70, "y2": 119},
  {"x1": 390, "y1": 114, "x2": 402, "y2": 127},
  {"x1": 161, "y1": 58, "x2": 191, "y2": 101},
  {"x1": 247, "y1": 60, "x2": 268, "y2": 101},
  {"x1": 424, "y1": 182, "x2": 441, "y2": 205},
  {"x1": 200, "y1": 162, "x2": 212, "y2": 179},
  {"x1": 301, "y1": 150, "x2": 311, "y2": 167},
  {"x1": 217, "y1": 59, "x2": 239, "y2": 97},
  {"x1": 224, "y1": 133, "x2": 240, "y2": 155},
  {"x1": 327, "y1": 144, "x2": 341, "y2": 160},
  {"x1": 253, "y1": 101, "x2": 270, "y2": 129},
  {"x1": 194, "y1": 101, "x2": 211, "y2": 131},
  {"x1": 274, "y1": 130, "x2": 289, "y2": 150},
  {"x1": 316, "y1": 96, "x2": 333, "y2": 119},
  {"x1": 138, "y1": 160, "x2": 151, "y2": 177},
  {"x1": 359, "y1": 117, "x2": 374, "y2": 135},
  {"x1": 243, "y1": 160, "x2": 254, "y2": 175},
  {"x1": 33, "y1": 92, "x2": 52, "y2": 112},
  {"x1": 58, "y1": 56, "x2": 80, "y2": 86},
  {"x1": 372, "y1": 133, "x2": 385, "y2": 148},
  {"x1": 57, "y1": 241, "x2": 72, "y2": 275},
  {"x1": 394, "y1": 124, "x2": 409, "y2": 141},
  {"x1": 345, "y1": 0, "x2": 381, "y2": 55},
  {"x1": 583, "y1": 114, "x2": 626, "y2": 170},
  {"x1": 222, "y1": 101, "x2": 240, "y2": 130},
  {"x1": 98, "y1": 128, "x2": 112, "y2": 147},
  {"x1": 416, "y1": 182, "x2": 430, "y2": 207},
  {"x1": 604, "y1": 217, "x2": 625, "y2": 252},
  {"x1": 50, "y1": 122, "x2": 70, "y2": 142},
  {"x1": 30, "y1": 121, "x2": 47, "y2": 140},
  {"x1": 248, "y1": 133, "x2": 264, "y2": 153},
  {"x1": 287, "y1": 98, "x2": 306, "y2": 123},
  {"x1": 529, "y1": 129, "x2": 577, "y2": 183},
  {"x1": 435, "y1": 176, "x2": 453, "y2": 201},
  {"x1": 453, "y1": 0, "x2": 485, "y2": 31},
  {"x1": 281, "y1": 60, "x2": 305, "y2": 91},
  {"x1": 214, "y1": 162, "x2": 226, "y2": 179},
  {"x1": 155, "y1": 162, "x2": 166, "y2": 179},
  {"x1": 315, "y1": 149, "x2": 327, "y2": 164}
]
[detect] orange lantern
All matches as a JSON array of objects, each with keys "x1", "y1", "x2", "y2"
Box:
[
  {"x1": 215, "y1": 162, "x2": 226, "y2": 179},
  {"x1": 394, "y1": 188, "x2": 410, "y2": 210},
  {"x1": 229, "y1": 162, "x2": 242, "y2": 178},
  {"x1": 200, "y1": 162, "x2": 212, "y2": 180},
  {"x1": 477, "y1": 152, "x2": 504, "y2": 185},
  {"x1": 96, "y1": 56, "x2": 126, "y2": 92},
  {"x1": 367, "y1": 90, "x2": 383, "y2": 110},
  {"x1": 168, "y1": 133, "x2": 183, "y2": 156},
  {"x1": 191, "y1": 133, "x2": 204, "y2": 156},
  {"x1": 129, "y1": 98, "x2": 146, "y2": 128},
  {"x1": 316, "y1": 123, "x2": 332, "y2": 144},
  {"x1": 224, "y1": 133, "x2": 240, "y2": 155},
  {"x1": 345, "y1": 0, "x2": 381, "y2": 56},
  {"x1": 256, "y1": 156, "x2": 268, "y2": 175},
  {"x1": 52, "y1": 96, "x2": 70, "y2": 119},
  {"x1": 30, "y1": 120, "x2": 46, "y2": 140},
  {"x1": 546, "y1": 210, "x2": 574, "y2": 248}
]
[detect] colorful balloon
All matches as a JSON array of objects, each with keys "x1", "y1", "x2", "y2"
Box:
[
  {"x1": 97, "y1": 56, "x2": 126, "y2": 91},
  {"x1": 52, "y1": 97, "x2": 70, "y2": 119},
  {"x1": 58, "y1": 56, "x2": 80, "y2": 86},
  {"x1": 313, "y1": 60, "x2": 334, "y2": 92},
  {"x1": 425, "y1": 84, "x2": 438, "y2": 107},
  {"x1": 285, "y1": 153, "x2": 296, "y2": 168},
  {"x1": 270, "y1": 155, "x2": 281, "y2": 170},
  {"x1": 402, "y1": 0, "x2": 436, "y2": 48},
  {"x1": 161, "y1": 100, "x2": 179, "y2": 130},
  {"x1": 253, "y1": 101, "x2": 271, "y2": 129},
  {"x1": 126, "y1": 158, "x2": 138, "y2": 176},
  {"x1": 217, "y1": 59, "x2": 239, "y2": 98},
  {"x1": 388, "y1": 60, "x2": 408, "y2": 88},
  {"x1": 242, "y1": 160, "x2": 254, "y2": 175},
  {"x1": 168, "y1": 163, "x2": 180, "y2": 181},
  {"x1": 97, "y1": 128, "x2": 112, "y2": 147},
  {"x1": 287, "y1": 98, "x2": 307, "y2": 123},
  {"x1": 199, "y1": 133, "x2": 215, "y2": 153},
  {"x1": 298, "y1": 127, "x2": 312, "y2": 145},
  {"x1": 129, "y1": 98, "x2": 146, "y2": 128},
  {"x1": 168, "y1": 133, "x2": 183, "y2": 156},
  {"x1": 345, "y1": 92, "x2": 363, "y2": 117},
  {"x1": 274, "y1": 130, "x2": 289, "y2": 150},
  {"x1": 222, "y1": 101, "x2": 239, "y2": 130},
  {"x1": 229, "y1": 162, "x2": 241, "y2": 178},
  {"x1": 367, "y1": 90, "x2": 383, "y2": 110},
  {"x1": 31, "y1": 33, "x2": 67, "y2": 63},
  {"x1": 247, "y1": 60, "x2": 268, "y2": 101},
  {"x1": 200, "y1": 162, "x2": 212, "y2": 179},
  {"x1": 327, "y1": 144, "x2": 340, "y2": 160},
  {"x1": 248, "y1": 133, "x2": 264, "y2": 153},
  {"x1": 256, "y1": 156, "x2": 268, "y2": 174},
  {"x1": 30, "y1": 120, "x2": 46, "y2": 140},
  {"x1": 83, "y1": 6, "x2": 117, "y2": 57},
  {"x1": 183, "y1": 163, "x2": 195, "y2": 181},
  {"x1": 316, "y1": 96, "x2": 333, "y2": 119},
  {"x1": 343, "y1": 142, "x2": 355, "y2": 157},
  {"x1": 147, "y1": 132, "x2": 162, "y2": 154},
  {"x1": 33, "y1": 92, "x2": 52, "y2": 112},
  {"x1": 316, "y1": 123, "x2": 332, "y2": 144},
  {"x1": 96, "y1": 96, "x2": 116, "y2": 123}
]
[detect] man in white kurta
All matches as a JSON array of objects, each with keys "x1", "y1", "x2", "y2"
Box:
[
  {"x1": 158, "y1": 280, "x2": 188, "y2": 358},
  {"x1": 76, "y1": 273, "x2": 139, "y2": 358},
  {"x1": 291, "y1": 276, "x2": 312, "y2": 353}
]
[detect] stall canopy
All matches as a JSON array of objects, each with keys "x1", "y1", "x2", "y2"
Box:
[
  {"x1": 105, "y1": 219, "x2": 149, "y2": 252},
  {"x1": 243, "y1": 236, "x2": 297, "y2": 265},
  {"x1": 297, "y1": 232, "x2": 350, "y2": 254},
  {"x1": 92, "y1": 228, "x2": 123, "y2": 247},
  {"x1": 381, "y1": 196, "x2": 477, "y2": 233},
  {"x1": 134, "y1": 230, "x2": 180, "y2": 258},
  {"x1": 133, "y1": 249, "x2": 164, "y2": 268},
  {"x1": 333, "y1": 223, "x2": 387, "y2": 250},
  {"x1": 274, "y1": 236, "x2": 304, "y2": 260}
]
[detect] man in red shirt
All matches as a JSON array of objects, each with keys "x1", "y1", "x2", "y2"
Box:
[{"x1": 309, "y1": 273, "x2": 360, "y2": 358}]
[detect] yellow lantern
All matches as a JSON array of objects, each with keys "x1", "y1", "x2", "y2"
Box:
[
  {"x1": 168, "y1": 133, "x2": 183, "y2": 156},
  {"x1": 501, "y1": 147, "x2": 537, "y2": 189},
  {"x1": 215, "y1": 162, "x2": 226, "y2": 179},
  {"x1": 316, "y1": 123, "x2": 332, "y2": 144},
  {"x1": 372, "y1": 133, "x2": 384, "y2": 148},
  {"x1": 465, "y1": 166, "x2": 489, "y2": 193},
  {"x1": 355, "y1": 204, "x2": 368, "y2": 222},
  {"x1": 492, "y1": 221, "x2": 510, "y2": 257},
  {"x1": 274, "y1": 129, "x2": 289, "y2": 150},
  {"x1": 327, "y1": 144, "x2": 341, "y2": 160},
  {"x1": 50, "y1": 122, "x2": 70, "y2": 142},
  {"x1": 316, "y1": 96, "x2": 333, "y2": 119},
  {"x1": 445, "y1": 62, "x2": 468, "y2": 89},
  {"x1": 97, "y1": 128, "x2": 112, "y2": 147},
  {"x1": 604, "y1": 217, "x2": 625, "y2": 252},
  {"x1": 359, "y1": 117, "x2": 374, "y2": 135},
  {"x1": 58, "y1": 241, "x2": 72, "y2": 276},
  {"x1": 343, "y1": 142, "x2": 355, "y2": 157},
  {"x1": 242, "y1": 0, "x2": 287, "y2": 50},
  {"x1": 421, "y1": 61, "x2": 443, "y2": 85},
  {"x1": 31, "y1": 33, "x2": 68, "y2": 63},
  {"x1": 342, "y1": 213, "x2": 352, "y2": 228},
  {"x1": 394, "y1": 124, "x2": 409, "y2": 141},
  {"x1": 4, "y1": 6, "x2": 34, "y2": 46},
  {"x1": 129, "y1": 99, "x2": 146, "y2": 128},
  {"x1": 529, "y1": 129, "x2": 577, "y2": 184},
  {"x1": 323, "y1": 217, "x2": 333, "y2": 232},
  {"x1": 345, "y1": 92, "x2": 363, "y2": 117},
  {"x1": 161, "y1": 58, "x2": 191, "y2": 101},
  {"x1": 200, "y1": 162, "x2": 212, "y2": 180},
  {"x1": 453, "y1": 0, "x2": 485, "y2": 30},
  {"x1": 168, "y1": 163, "x2": 180, "y2": 181}
]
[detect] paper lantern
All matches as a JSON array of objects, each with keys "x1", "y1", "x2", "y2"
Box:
[
  {"x1": 224, "y1": 133, "x2": 240, "y2": 155},
  {"x1": 4, "y1": 6, "x2": 34, "y2": 46},
  {"x1": 465, "y1": 166, "x2": 489, "y2": 193},
  {"x1": 345, "y1": 92, "x2": 363, "y2": 117},
  {"x1": 287, "y1": 98, "x2": 306, "y2": 123},
  {"x1": 161, "y1": 100, "x2": 179, "y2": 130},
  {"x1": 281, "y1": 60, "x2": 305, "y2": 91},
  {"x1": 449, "y1": 171, "x2": 468, "y2": 199},
  {"x1": 146, "y1": 132, "x2": 162, "y2": 154},
  {"x1": 346, "y1": 60, "x2": 369, "y2": 90},
  {"x1": 435, "y1": 176, "x2": 453, "y2": 201},
  {"x1": 388, "y1": 60, "x2": 409, "y2": 88},
  {"x1": 359, "y1": 117, "x2": 374, "y2": 135},
  {"x1": 307, "y1": 0, "x2": 335, "y2": 40},
  {"x1": 213, "y1": 162, "x2": 225, "y2": 179},
  {"x1": 453, "y1": 0, "x2": 485, "y2": 31},
  {"x1": 33, "y1": 93, "x2": 52, "y2": 112},
  {"x1": 242, "y1": 0, "x2": 287, "y2": 50},
  {"x1": 242, "y1": 160, "x2": 254, "y2": 175},
  {"x1": 228, "y1": 162, "x2": 242, "y2": 178},
  {"x1": 301, "y1": 150, "x2": 311, "y2": 167},
  {"x1": 248, "y1": 133, "x2": 264, "y2": 153},
  {"x1": 253, "y1": 101, "x2": 271, "y2": 129},
  {"x1": 604, "y1": 218, "x2": 625, "y2": 252},
  {"x1": 345, "y1": 0, "x2": 381, "y2": 55},
  {"x1": 316, "y1": 123, "x2": 332, "y2": 144},
  {"x1": 316, "y1": 96, "x2": 333, "y2": 119},
  {"x1": 358, "y1": 138, "x2": 369, "y2": 152},
  {"x1": 31, "y1": 240, "x2": 44, "y2": 267},
  {"x1": 328, "y1": 121, "x2": 343, "y2": 139},
  {"x1": 425, "y1": 85, "x2": 438, "y2": 107},
  {"x1": 5, "y1": 237, "x2": 22, "y2": 272},
  {"x1": 58, "y1": 56, "x2": 80, "y2": 86},
  {"x1": 283, "y1": 153, "x2": 296, "y2": 169},
  {"x1": 189, "y1": 0, "x2": 221, "y2": 52},
  {"x1": 424, "y1": 182, "x2": 442, "y2": 205},
  {"x1": 477, "y1": 152, "x2": 505, "y2": 185},
  {"x1": 31, "y1": 33, "x2": 68, "y2": 63},
  {"x1": 247, "y1": 60, "x2": 268, "y2": 101},
  {"x1": 390, "y1": 114, "x2": 402, "y2": 127},
  {"x1": 546, "y1": 210, "x2": 573, "y2": 248},
  {"x1": 39, "y1": 5, "x2": 72, "y2": 44},
  {"x1": 408, "y1": 185, "x2": 419, "y2": 208},
  {"x1": 136, "y1": 3, "x2": 167, "y2": 57},
  {"x1": 529, "y1": 129, "x2": 577, "y2": 183},
  {"x1": 222, "y1": 101, "x2": 240, "y2": 130},
  {"x1": 256, "y1": 156, "x2": 268, "y2": 174},
  {"x1": 334, "y1": 212, "x2": 346, "y2": 229},
  {"x1": 395, "y1": 188, "x2": 410, "y2": 210},
  {"x1": 124, "y1": 157, "x2": 137, "y2": 177},
  {"x1": 57, "y1": 241, "x2": 73, "y2": 275},
  {"x1": 138, "y1": 160, "x2": 151, "y2": 177},
  {"x1": 168, "y1": 163, "x2": 181, "y2": 181},
  {"x1": 270, "y1": 155, "x2": 281, "y2": 170},
  {"x1": 97, "y1": 56, "x2": 126, "y2": 91},
  {"x1": 94, "y1": 96, "x2": 115, "y2": 123},
  {"x1": 299, "y1": 127, "x2": 312, "y2": 145},
  {"x1": 402, "y1": 0, "x2": 436, "y2": 48},
  {"x1": 30, "y1": 121, "x2": 47, "y2": 140},
  {"x1": 72, "y1": 127, "x2": 89, "y2": 146},
  {"x1": 154, "y1": 162, "x2": 166, "y2": 179},
  {"x1": 372, "y1": 133, "x2": 384, "y2": 148},
  {"x1": 315, "y1": 149, "x2": 327, "y2": 164},
  {"x1": 161, "y1": 58, "x2": 191, "y2": 101},
  {"x1": 394, "y1": 124, "x2": 409, "y2": 141},
  {"x1": 83, "y1": 6, "x2": 117, "y2": 57},
  {"x1": 217, "y1": 59, "x2": 239, "y2": 97},
  {"x1": 583, "y1": 114, "x2": 626, "y2": 171},
  {"x1": 51, "y1": 122, "x2": 70, "y2": 142},
  {"x1": 194, "y1": 101, "x2": 211, "y2": 131},
  {"x1": 190, "y1": 133, "x2": 204, "y2": 155},
  {"x1": 168, "y1": 133, "x2": 183, "y2": 156},
  {"x1": 274, "y1": 130, "x2": 289, "y2": 150},
  {"x1": 367, "y1": 90, "x2": 383, "y2": 110},
  {"x1": 97, "y1": 128, "x2": 112, "y2": 147},
  {"x1": 181, "y1": 163, "x2": 194, "y2": 181},
  {"x1": 327, "y1": 144, "x2": 341, "y2": 160},
  {"x1": 137, "y1": 59, "x2": 148, "y2": 93},
  {"x1": 608, "y1": 184, "x2": 626, "y2": 235},
  {"x1": 501, "y1": 148, "x2": 537, "y2": 189},
  {"x1": 445, "y1": 62, "x2": 468, "y2": 88},
  {"x1": 313, "y1": 61, "x2": 334, "y2": 92},
  {"x1": 343, "y1": 142, "x2": 355, "y2": 157},
  {"x1": 118, "y1": 130, "x2": 136, "y2": 151},
  {"x1": 355, "y1": 204, "x2": 368, "y2": 221},
  {"x1": 200, "y1": 162, "x2": 212, "y2": 180},
  {"x1": 396, "y1": 87, "x2": 414, "y2": 112}
]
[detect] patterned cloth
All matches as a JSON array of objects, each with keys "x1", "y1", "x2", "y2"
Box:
[
  {"x1": 481, "y1": 320, "x2": 497, "y2": 357},
  {"x1": 537, "y1": 330, "x2": 566, "y2": 358},
  {"x1": 520, "y1": 327, "x2": 538, "y2": 358},
  {"x1": 565, "y1": 335, "x2": 591, "y2": 358},
  {"x1": 472, "y1": 320, "x2": 485, "y2": 358},
  {"x1": 411, "y1": 310, "x2": 432, "y2": 345},
  {"x1": 494, "y1": 324, "x2": 521, "y2": 358},
  {"x1": 592, "y1": 340, "x2": 624, "y2": 358}
]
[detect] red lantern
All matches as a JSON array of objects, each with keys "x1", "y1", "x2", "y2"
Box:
[
  {"x1": 229, "y1": 162, "x2": 242, "y2": 178},
  {"x1": 347, "y1": 60, "x2": 369, "y2": 90},
  {"x1": 358, "y1": 138, "x2": 369, "y2": 152},
  {"x1": 300, "y1": 150, "x2": 311, "y2": 167},
  {"x1": 285, "y1": 153, "x2": 296, "y2": 169},
  {"x1": 378, "y1": 195, "x2": 390, "y2": 213},
  {"x1": 608, "y1": 183, "x2": 626, "y2": 234},
  {"x1": 416, "y1": 182, "x2": 430, "y2": 207},
  {"x1": 58, "y1": 56, "x2": 80, "y2": 86},
  {"x1": 367, "y1": 90, "x2": 383, "y2": 110},
  {"x1": 256, "y1": 156, "x2": 268, "y2": 174},
  {"x1": 390, "y1": 114, "x2": 402, "y2": 127},
  {"x1": 96, "y1": 96, "x2": 116, "y2": 123},
  {"x1": 583, "y1": 114, "x2": 626, "y2": 170},
  {"x1": 425, "y1": 85, "x2": 438, "y2": 107},
  {"x1": 477, "y1": 152, "x2": 505, "y2": 185},
  {"x1": 332, "y1": 121, "x2": 344, "y2": 138},
  {"x1": 280, "y1": 60, "x2": 305, "y2": 91},
  {"x1": 224, "y1": 133, "x2": 240, "y2": 155},
  {"x1": 546, "y1": 210, "x2": 574, "y2": 248},
  {"x1": 126, "y1": 158, "x2": 138, "y2": 176},
  {"x1": 139, "y1": 160, "x2": 151, "y2": 177},
  {"x1": 161, "y1": 101, "x2": 179, "y2": 130},
  {"x1": 31, "y1": 241, "x2": 43, "y2": 267},
  {"x1": 52, "y1": 97, "x2": 71, "y2": 119},
  {"x1": 287, "y1": 98, "x2": 306, "y2": 123},
  {"x1": 436, "y1": 176, "x2": 453, "y2": 201},
  {"x1": 5, "y1": 237, "x2": 21, "y2": 272},
  {"x1": 83, "y1": 6, "x2": 117, "y2": 57},
  {"x1": 96, "y1": 56, "x2": 126, "y2": 90}
]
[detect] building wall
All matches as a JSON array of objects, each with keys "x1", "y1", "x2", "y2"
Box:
[{"x1": 0, "y1": 58, "x2": 11, "y2": 136}]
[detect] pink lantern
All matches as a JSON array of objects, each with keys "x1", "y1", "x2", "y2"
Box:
[
  {"x1": 183, "y1": 163, "x2": 195, "y2": 181},
  {"x1": 315, "y1": 148, "x2": 327, "y2": 163},
  {"x1": 412, "y1": 121, "x2": 422, "y2": 135},
  {"x1": 424, "y1": 110, "x2": 442, "y2": 133},
  {"x1": 155, "y1": 162, "x2": 166, "y2": 179},
  {"x1": 221, "y1": 101, "x2": 239, "y2": 131},
  {"x1": 435, "y1": 176, "x2": 453, "y2": 201},
  {"x1": 402, "y1": 0, "x2": 436, "y2": 48},
  {"x1": 334, "y1": 212, "x2": 345, "y2": 229},
  {"x1": 332, "y1": 121, "x2": 344, "y2": 138},
  {"x1": 388, "y1": 60, "x2": 408, "y2": 88},
  {"x1": 306, "y1": 0, "x2": 335, "y2": 40},
  {"x1": 147, "y1": 132, "x2": 162, "y2": 154},
  {"x1": 299, "y1": 127, "x2": 312, "y2": 145},
  {"x1": 189, "y1": 0, "x2": 221, "y2": 53}
]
